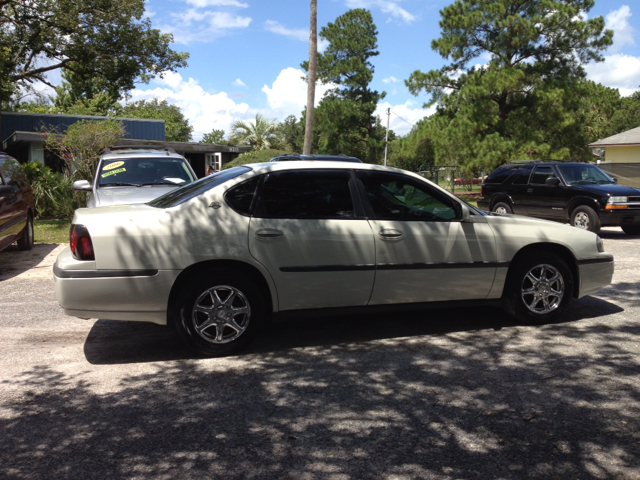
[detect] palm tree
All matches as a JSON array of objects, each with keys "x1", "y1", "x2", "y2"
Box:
[
  {"x1": 229, "y1": 113, "x2": 285, "y2": 150},
  {"x1": 303, "y1": 0, "x2": 317, "y2": 155}
]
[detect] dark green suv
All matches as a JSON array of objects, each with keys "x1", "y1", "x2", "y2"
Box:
[
  {"x1": 0, "y1": 154, "x2": 35, "y2": 252},
  {"x1": 477, "y1": 161, "x2": 640, "y2": 235}
]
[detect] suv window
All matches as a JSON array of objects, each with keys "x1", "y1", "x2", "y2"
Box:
[
  {"x1": 556, "y1": 164, "x2": 614, "y2": 185},
  {"x1": 511, "y1": 165, "x2": 533, "y2": 185},
  {"x1": 530, "y1": 166, "x2": 556, "y2": 185},
  {"x1": 255, "y1": 170, "x2": 354, "y2": 219},
  {"x1": 356, "y1": 171, "x2": 458, "y2": 221},
  {"x1": 484, "y1": 166, "x2": 516, "y2": 184},
  {"x1": 0, "y1": 156, "x2": 29, "y2": 190}
]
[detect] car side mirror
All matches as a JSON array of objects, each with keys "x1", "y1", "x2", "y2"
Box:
[
  {"x1": 73, "y1": 180, "x2": 92, "y2": 192},
  {"x1": 612, "y1": 177, "x2": 618, "y2": 184},
  {"x1": 0, "y1": 185, "x2": 14, "y2": 196},
  {"x1": 454, "y1": 203, "x2": 471, "y2": 222},
  {"x1": 545, "y1": 177, "x2": 561, "y2": 186}
]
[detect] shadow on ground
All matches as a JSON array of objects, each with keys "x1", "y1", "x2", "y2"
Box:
[
  {"x1": 1, "y1": 292, "x2": 638, "y2": 479},
  {"x1": 0, "y1": 244, "x2": 60, "y2": 281}
]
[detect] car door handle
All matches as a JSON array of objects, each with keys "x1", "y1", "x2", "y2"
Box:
[
  {"x1": 255, "y1": 229, "x2": 283, "y2": 240},
  {"x1": 379, "y1": 228, "x2": 403, "y2": 240},
  {"x1": 527, "y1": 188, "x2": 533, "y2": 193}
]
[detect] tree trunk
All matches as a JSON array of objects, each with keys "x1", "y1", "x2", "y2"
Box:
[{"x1": 303, "y1": 0, "x2": 317, "y2": 155}]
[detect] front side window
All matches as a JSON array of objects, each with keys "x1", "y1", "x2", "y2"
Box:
[
  {"x1": 556, "y1": 164, "x2": 614, "y2": 185},
  {"x1": 255, "y1": 170, "x2": 354, "y2": 219},
  {"x1": 356, "y1": 171, "x2": 458, "y2": 221},
  {"x1": 530, "y1": 166, "x2": 556, "y2": 185}
]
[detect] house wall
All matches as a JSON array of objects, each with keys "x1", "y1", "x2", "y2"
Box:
[{"x1": 605, "y1": 146, "x2": 640, "y2": 163}]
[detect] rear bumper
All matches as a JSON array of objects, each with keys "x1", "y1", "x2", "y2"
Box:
[
  {"x1": 577, "y1": 253, "x2": 614, "y2": 298},
  {"x1": 53, "y1": 247, "x2": 180, "y2": 325}
]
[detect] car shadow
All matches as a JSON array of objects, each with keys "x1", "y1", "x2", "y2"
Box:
[
  {"x1": 0, "y1": 243, "x2": 63, "y2": 282},
  {"x1": 83, "y1": 294, "x2": 623, "y2": 365}
]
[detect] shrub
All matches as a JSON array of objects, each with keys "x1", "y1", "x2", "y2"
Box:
[{"x1": 22, "y1": 162, "x2": 82, "y2": 219}]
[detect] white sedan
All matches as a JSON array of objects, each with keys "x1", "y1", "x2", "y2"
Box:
[{"x1": 54, "y1": 161, "x2": 614, "y2": 356}]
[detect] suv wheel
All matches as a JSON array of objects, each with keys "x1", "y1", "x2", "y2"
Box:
[
  {"x1": 570, "y1": 206, "x2": 601, "y2": 234},
  {"x1": 492, "y1": 202, "x2": 513, "y2": 214},
  {"x1": 17, "y1": 214, "x2": 34, "y2": 251},
  {"x1": 622, "y1": 225, "x2": 640, "y2": 235}
]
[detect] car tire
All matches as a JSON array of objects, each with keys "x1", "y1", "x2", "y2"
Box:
[
  {"x1": 492, "y1": 202, "x2": 513, "y2": 214},
  {"x1": 17, "y1": 214, "x2": 34, "y2": 251},
  {"x1": 503, "y1": 253, "x2": 573, "y2": 325},
  {"x1": 570, "y1": 206, "x2": 601, "y2": 234},
  {"x1": 621, "y1": 225, "x2": 640, "y2": 235},
  {"x1": 174, "y1": 269, "x2": 265, "y2": 357}
]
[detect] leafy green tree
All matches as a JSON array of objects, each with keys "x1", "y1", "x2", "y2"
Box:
[
  {"x1": 607, "y1": 91, "x2": 640, "y2": 137},
  {"x1": 229, "y1": 114, "x2": 287, "y2": 150},
  {"x1": 578, "y1": 81, "x2": 622, "y2": 143},
  {"x1": 405, "y1": 0, "x2": 613, "y2": 170},
  {"x1": 43, "y1": 119, "x2": 125, "y2": 181},
  {"x1": 302, "y1": 9, "x2": 386, "y2": 162},
  {"x1": 389, "y1": 118, "x2": 436, "y2": 172},
  {"x1": 0, "y1": 0, "x2": 188, "y2": 125},
  {"x1": 201, "y1": 129, "x2": 226, "y2": 144},
  {"x1": 120, "y1": 99, "x2": 193, "y2": 142},
  {"x1": 279, "y1": 115, "x2": 304, "y2": 152}
]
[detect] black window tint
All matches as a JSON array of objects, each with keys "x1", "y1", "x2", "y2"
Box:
[
  {"x1": 257, "y1": 170, "x2": 354, "y2": 219},
  {"x1": 356, "y1": 171, "x2": 458, "y2": 221},
  {"x1": 225, "y1": 176, "x2": 260, "y2": 215},
  {"x1": 530, "y1": 166, "x2": 555, "y2": 184},
  {"x1": 148, "y1": 166, "x2": 251, "y2": 208},
  {"x1": 485, "y1": 167, "x2": 516, "y2": 184},
  {"x1": 511, "y1": 166, "x2": 533, "y2": 185},
  {"x1": 0, "y1": 157, "x2": 29, "y2": 190}
]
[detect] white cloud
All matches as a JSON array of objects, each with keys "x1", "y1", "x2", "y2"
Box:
[
  {"x1": 131, "y1": 72, "x2": 253, "y2": 140},
  {"x1": 261, "y1": 67, "x2": 335, "y2": 117},
  {"x1": 162, "y1": 10, "x2": 251, "y2": 43},
  {"x1": 344, "y1": 0, "x2": 416, "y2": 24},
  {"x1": 232, "y1": 78, "x2": 246, "y2": 87},
  {"x1": 264, "y1": 20, "x2": 309, "y2": 42},
  {"x1": 383, "y1": 76, "x2": 400, "y2": 84},
  {"x1": 183, "y1": 0, "x2": 248, "y2": 7},
  {"x1": 375, "y1": 100, "x2": 436, "y2": 136},
  {"x1": 585, "y1": 53, "x2": 640, "y2": 95},
  {"x1": 606, "y1": 5, "x2": 635, "y2": 53}
]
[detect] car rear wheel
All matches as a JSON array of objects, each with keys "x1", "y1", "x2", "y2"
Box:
[
  {"x1": 174, "y1": 269, "x2": 265, "y2": 357},
  {"x1": 503, "y1": 253, "x2": 573, "y2": 324},
  {"x1": 492, "y1": 202, "x2": 513, "y2": 214},
  {"x1": 570, "y1": 206, "x2": 601, "y2": 234},
  {"x1": 17, "y1": 214, "x2": 34, "y2": 251},
  {"x1": 621, "y1": 225, "x2": 640, "y2": 235}
]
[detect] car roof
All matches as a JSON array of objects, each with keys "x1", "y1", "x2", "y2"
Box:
[
  {"x1": 270, "y1": 154, "x2": 362, "y2": 163},
  {"x1": 241, "y1": 161, "x2": 418, "y2": 177},
  {"x1": 100, "y1": 150, "x2": 187, "y2": 161},
  {"x1": 504, "y1": 160, "x2": 591, "y2": 166}
]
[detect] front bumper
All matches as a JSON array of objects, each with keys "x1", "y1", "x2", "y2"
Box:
[
  {"x1": 598, "y1": 209, "x2": 640, "y2": 227},
  {"x1": 53, "y1": 247, "x2": 180, "y2": 325},
  {"x1": 577, "y1": 253, "x2": 614, "y2": 298}
]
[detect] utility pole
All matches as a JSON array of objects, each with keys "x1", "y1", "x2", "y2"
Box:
[
  {"x1": 384, "y1": 107, "x2": 390, "y2": 166},
  {"x1": 303, "y1": 0, "x2": 317, "y2": 155}
]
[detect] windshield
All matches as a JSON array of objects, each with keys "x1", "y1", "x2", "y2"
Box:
[
  {"x1": 556, "y1": 164, "x2": 614, "y2": 185},
  {"x1": 148, "y1": 166, "x2": 252, "y2": 208},
  {"x1": 97, "y1": 157, "x2": 196, "y2": 187}
]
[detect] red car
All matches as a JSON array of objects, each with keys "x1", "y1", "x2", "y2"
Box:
[
  {"x1": 0, "y1": 154, "x2": 35, "y2": 252},
  {"x1": 453, "y1": 177, "x2": 482, "y2": 186}
]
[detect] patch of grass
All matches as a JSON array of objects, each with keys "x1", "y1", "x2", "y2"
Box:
[{"x1": 35, "y1": 219, "x2": 71, "y2": 244}]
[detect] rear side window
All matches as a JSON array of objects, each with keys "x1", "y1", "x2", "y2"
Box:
[
  {"x1": 254, "y1": 170, "x2": 354, "y2": 219},
  {"x1": 511, "y1": 166, "x2": 533, "y2": 185},
  {"x1": 484, "y1": 167, "x2": 516, "y2": 185},
  {"x1": 225, "y1": 176, "x2": 260, "y2": 215},
  {"x1": 148, "y1": 166, "x2": 251, "y2": 208},
  {"x1": 530, "y1": 166, "x2": 556, "y2": 185}
]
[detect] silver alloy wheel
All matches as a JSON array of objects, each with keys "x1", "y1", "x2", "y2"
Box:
[
  {"x1": 495, "y1": 205, "x2": 508, "y2": 214},
  {"x1": 521, "y1": 264, "x2": 565, "y2": 315},
  {"x1": 191, "y1": 285, "x2": 251, "y2": 344},
  {"x1": 573, "y1": 211, "x2": 590, "y2": 229}
]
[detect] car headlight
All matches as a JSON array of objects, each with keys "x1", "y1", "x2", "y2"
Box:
[
  {"x1": 608, "y1": 196, "x2": 628, "y2": 204},
  {"x1": 596, "y1": 236, "x2": 605, "y2": 253}
]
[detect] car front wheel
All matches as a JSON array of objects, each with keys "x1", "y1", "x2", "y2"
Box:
[
  {"x1": 492, "y1": 202, "x2": 513, "y2": 214},
  {"x1": 570, "y1": 206, "x2": 601, "y2": 234},
  {"x1": 174, "y1": 270, "x2": 265, "y2": 357},
  {"x1": 503, "y1": 253, "x2": 573, "y2": 324},
  {"x1": 17, "y1": 214, "x2": 34, "y2": 251}
]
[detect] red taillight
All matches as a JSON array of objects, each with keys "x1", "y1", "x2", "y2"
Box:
[{"x1": 69, "y1": 224, "x2": 95, "y2": 260}]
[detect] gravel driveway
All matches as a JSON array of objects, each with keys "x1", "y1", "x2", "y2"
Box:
[{"x1": 1, "y1": 230, "x2": 639, "y2": 479}]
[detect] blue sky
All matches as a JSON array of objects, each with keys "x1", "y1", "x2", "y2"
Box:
[{"x1": 103, "y1": 1, "x2": 640, "y2": 139}]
